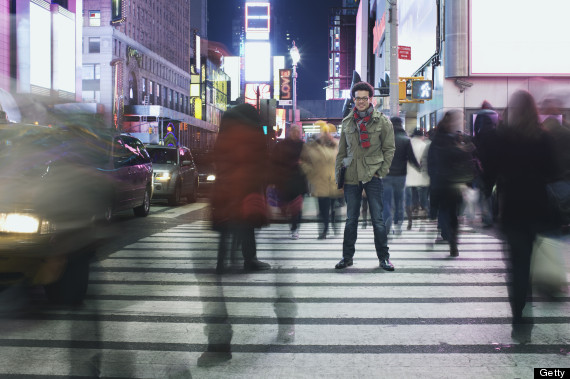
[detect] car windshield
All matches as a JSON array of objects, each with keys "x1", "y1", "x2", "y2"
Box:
[{"x1": 147, "y1": 148, "x2": 177, "y2": 164}]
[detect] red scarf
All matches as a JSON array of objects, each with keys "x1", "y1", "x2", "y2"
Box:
[{"x1": 353, "y1": 107, "x2": 373, "y2": 148}]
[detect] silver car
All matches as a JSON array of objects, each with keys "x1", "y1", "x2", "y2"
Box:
[{"x1": 146, "y1": 145, "x2": 199, "y2": 205}]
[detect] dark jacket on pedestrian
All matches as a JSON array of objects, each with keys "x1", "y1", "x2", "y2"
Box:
[
  {"x1": 428, "y1": 129, "x2": 476, "y2": 189},
  {"x1": 473, "y1": 110, "x2": 499, "y2": 196},
  {"x1": 387, "y1": 119, "x2": 420, "y2": 177},
  {"x1": 211, "y1": 104, "x2": 268, "y2": 230},
  {"x1": 496, "y1": 124, "x2": 558, "y2": 231},
  {"x1": 271, "y1": 137, "x2": 307, "y2": 202}
]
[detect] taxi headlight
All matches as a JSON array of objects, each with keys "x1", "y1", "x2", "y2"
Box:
[
  {"x1": 155, "y1": 172, "x2": 171, "y2": 181},
  {"x1": 0, "y1": 213, "x2": 40, "y2": 234},
  {"x1": 206, "y1": 175, "x2": 216, "y2": 181}
]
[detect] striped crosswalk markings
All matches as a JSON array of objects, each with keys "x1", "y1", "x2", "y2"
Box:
[{"x1": 0, "y1": 219, "x2": 568, "y2": 378}]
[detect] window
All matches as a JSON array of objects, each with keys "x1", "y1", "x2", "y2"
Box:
[
  {"x1": 88, "y1": 37, "x2": 100, "y2": 53},
  {"x1": 149, "y1": 80, "x2": 153, "y2": 95},
  {"x1": 89, "y1": 10, "x2": 101, "y2": 26},
  {"x1": 82, "y1": 64, "x2": 100, "y2": 80}
]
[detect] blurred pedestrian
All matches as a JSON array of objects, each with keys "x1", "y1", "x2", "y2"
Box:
[
  {"x1": 210, "y1": 104, "x2": 271, "y2": 273},
  {"x1": 383, "y1": 117, "x2": 420, "y2": 235},
  {"x1": 427, "y1": 109, "x2": 476, "y2": 257},
  {"x1": 300, "y1": 124, "x2": 344, "y2": 239},
  {"x1": 334, "y1": 81, "x2": 396, "y2": 270},
  {"x1": 495, "y1": 91, "x2": 559, "y2": 342},
  {"x1": 271, "y1": 125, "x2": 307, "y2": 239},
  {"x1": 405, "y1": 129, "x2": 430, "y2": 230},
  {"x1": 473, "y1": 100, "x2": 500, "y2": 227}
]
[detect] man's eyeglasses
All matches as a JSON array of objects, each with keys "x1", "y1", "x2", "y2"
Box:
[{"x1": 354, "y1": 97, "x2": 369, "y2": 102}]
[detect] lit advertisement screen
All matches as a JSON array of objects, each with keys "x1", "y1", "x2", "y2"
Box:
[
  {"x1": 398, "y1": 0, "x2": 437, "y2": 77},
  {"x1": 245, "y1": 2, "x2": 270, "y2": 40},
  {"x1": 244, "y1": 83, "x2": 271, "y2": 108},
  {"x1": 245, "y1": 42, "x2": 271, "y2": 82},
  {"x1": 53, "y1": 12, "x2": 75, "y2": 93},
  {"x1": 30, "y1": 2, "x2": 51, "y2": 89},
  {"x1": 470, "y1": 0, "x2": 570, "y2": 75},
  {"x1": 222, "y1": 56, "x2": 241, "y2": 101},
  {"x1": 273, "y1": 56, "x2": 285, "y2": 99},
  {"x1": 111, "y1": 0, "x2": 123, "y2": 23}
]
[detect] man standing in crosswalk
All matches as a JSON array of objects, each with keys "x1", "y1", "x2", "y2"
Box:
[{"x1": 334, "y1": 81, "x2": 396, "y2": 271}]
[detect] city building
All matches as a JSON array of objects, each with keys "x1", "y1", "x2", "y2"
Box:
[
  {"x1": 0, "y1": 0, "x2": 83, "y2": 124},
  {"x1": 82, "y1": 0, "x2": 223, "y2": 150},
  {"x1": 326, "y1": 1, "x2": 358, "y2": 100},
  {"x1": 360, "y1": 0, "x2": 570, "y2": 131}
]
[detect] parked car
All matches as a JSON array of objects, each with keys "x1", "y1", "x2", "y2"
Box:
[
  {"x1": 194, "y1": 150, "x2": 216, "y2": 195},
  {"x1": 146, "y1": 145, "x2": 199, "y2": 205},
  {"x1": 103, "y1": 133, "x2": 154, "y2": 219},
  {"x1": 0, "y1": 123, "x2": 110, "y2": 304}
]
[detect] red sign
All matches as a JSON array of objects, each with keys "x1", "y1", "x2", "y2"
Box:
[
  {"x1": 373, "y1": 13, "x2": 386, "y2": 55},
  {"x1": 398, "y1": 46, "x2": 411, "y2": 60}
]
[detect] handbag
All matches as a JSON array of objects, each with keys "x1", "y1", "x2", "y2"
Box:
[
  {"x1": 531, "y1": 234, "x2": 568, "y2": 294},
  {"x1": 242, "y1": 192, "x2": 268, "y2": 227},
  {"x1": 546, "y1": 180, "x2": 570, "y2": 224},
  {"x1": 337, "y1": 166, "x2": 346, "y2": 189}
]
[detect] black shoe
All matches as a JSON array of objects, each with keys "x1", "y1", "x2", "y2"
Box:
[
  {"x1": 450, "y1": 245, "x2": 459, "y2": 257},
  {"x1": 335, "y1": 258, "x2": 353, "y2": 269},
  {"x1": 215, "y1": 263, "x2": 225, "y2": 275},
  {"x1": 197, "y1": 351, "x2": 232, "y2": 367},
  {"x1": 379, "y1": 259, "x2": 395, "y2": 271},
  {"x1": 244, "y1": 260, "x2": 271, "y2": 271},
  {"x1": 317, "y1": 233, "x2": 327, "y2": 240}
]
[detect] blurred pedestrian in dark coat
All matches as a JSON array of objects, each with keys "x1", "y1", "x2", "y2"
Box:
[
  {"x1": 210, "y1": 104, "x2": 271, "y2": 273},
  {"x1": 496, "y1": 90, "x2": 558, "y2": 342},
  {"x1": 383, "y1": 116, "x2": 420, "y2": 235},
  {"x1": 427, "y1": 109, "x2": 476, "y2": 257},
  {"x1": 271, "y1": 125, "x2": 307, "y2": 239},
  {"x1": 473, "y1": 101, "x2": 500, "y2": 226}
]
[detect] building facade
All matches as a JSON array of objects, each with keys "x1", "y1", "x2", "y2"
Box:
[
  {"x1": 82, "y1": 0, "x2": 221, "y2": 150},
  {"x1": 360, "y1": 0, "x2": 570, "y2": 132},
  {"x1": 0, "y1": 0, "x2": 82, "y2": 124}
]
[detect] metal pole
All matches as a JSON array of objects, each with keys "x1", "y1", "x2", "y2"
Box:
[
  {"x1": 389, "y1": 0, "x2": 399, "y2": 118},
  {"x1": 292, "y1": 63, "x2": 297, "y2": 127}
]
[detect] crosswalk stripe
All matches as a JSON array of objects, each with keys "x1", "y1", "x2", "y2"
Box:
[{"x1": 0, "y1": 217, "x2": 568, "y2": 378}]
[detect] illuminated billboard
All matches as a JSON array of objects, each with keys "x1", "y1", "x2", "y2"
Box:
[
  {"x1": 244, "y1": 83, "x2": 271, "y2": 108},
  {"x1": 245, "y1": 2, "x2": 270, "y2": 40},
  {"x1": 279, "y1": 69, "x2": 292, "y2": 100},
  {"x1": 470, "y1": 0, "x2": 570, "y2": 76},
  {"x1": 29, "y1": 2, "x2": 51, "y2": 89},
  {"x1": 398, "y1": 0, "x2": 437, "y2": 77},
  {"x1": 53, "y1": 11, "x2": 76, "y2": 93},
  {"x1": 223, "y1": 56, "x2": 241, "y2": 101},
  {"x1": 111, "y1": 0, "x2": 124, "y2": 24},
  {"x1": 244, "y1": 42, "x2": 271, "y2": 82}
]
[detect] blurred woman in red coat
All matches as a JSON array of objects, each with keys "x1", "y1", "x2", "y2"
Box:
[{"x1": 210, "y1": 103, "x2": 270, "y2": 273}]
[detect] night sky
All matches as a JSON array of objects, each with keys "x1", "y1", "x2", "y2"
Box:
[{"x1": 207, "y1": 0, "x2": 343, "y2": 100}]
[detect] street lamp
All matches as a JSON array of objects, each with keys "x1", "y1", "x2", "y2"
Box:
[{"x1": 290, "y1": 41, "x2": 300, "y2": 128}]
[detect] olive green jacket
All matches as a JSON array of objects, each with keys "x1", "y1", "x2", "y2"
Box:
[{"x1": 335, "y1": 108, "x2": 396, "y2": 185}]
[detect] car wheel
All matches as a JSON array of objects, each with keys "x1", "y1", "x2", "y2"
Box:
[
  {"x1": 168, "y1": 182, "x2": 182, "y2": 205},
  {"x1": 44, "y1": 253, "x2": 91, "y2": 305},
  {"x1": 188, "y1": 180, "x2": 198, "y2": 203},
  {"x1": 134, "y1": 186, "x2": 151, "y2": 217}
]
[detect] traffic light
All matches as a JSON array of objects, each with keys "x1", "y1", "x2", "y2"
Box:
[
  {"x1": 398, "y1": 80, "x2": 407, "y2": 100},
  {"x1": 411, "y1": 80, "x2": 433, "y2": 100}
]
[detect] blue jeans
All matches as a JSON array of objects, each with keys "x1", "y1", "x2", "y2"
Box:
[
  {"x1": 383, "y1": 175, "x2": 406, "y2": 232},
  {"x1": 405, "y1": 186, "x2": 429, "y2": 211},
  {"x1": 342, "y1": 176, "x2": 389, "y2": 260}
]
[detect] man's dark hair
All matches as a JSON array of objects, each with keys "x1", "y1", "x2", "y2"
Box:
[{"x1": 351, "y1": 81, "x2": 374, "y2": 98}]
